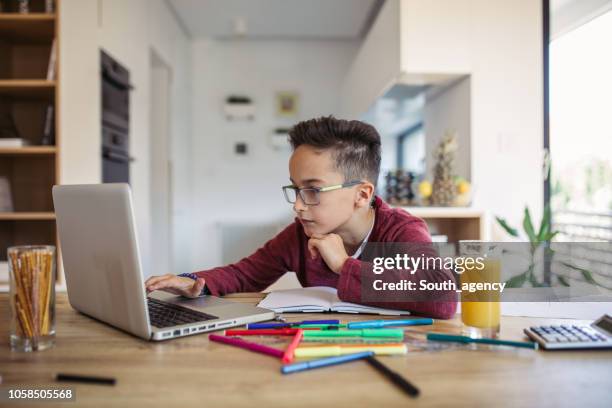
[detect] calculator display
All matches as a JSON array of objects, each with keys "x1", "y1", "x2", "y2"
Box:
[{"x1": 593, "y1": 315, "x2": 612, "y2": 335}]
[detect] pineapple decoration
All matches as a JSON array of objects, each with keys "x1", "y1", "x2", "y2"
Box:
[{"x1": 431, "y1": 132, "x2": 458, "y2": 206}]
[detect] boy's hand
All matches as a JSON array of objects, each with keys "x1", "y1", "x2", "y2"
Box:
[
  {"x1": 145, "y1": 274, "x2": 206, "y2": 298},
  {"x1": 307, "y1": 233, "x2": 349, "y2": 274}
]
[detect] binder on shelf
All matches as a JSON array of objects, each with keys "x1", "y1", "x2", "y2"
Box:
[
  {"x1": 41, "y1": 104, "x2": 55, "y2": 146},
  {"x1": 47, "y1": 38, "x2": 57, "y2": 81}
]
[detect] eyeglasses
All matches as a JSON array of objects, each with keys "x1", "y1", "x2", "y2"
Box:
[{"x1": 282, "y1": 180, "x2": 363, "y2": 206}]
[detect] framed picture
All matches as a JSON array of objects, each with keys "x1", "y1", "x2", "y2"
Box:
[{"x1": 276, "y1": 92, "x2": 299, "y2": 117}]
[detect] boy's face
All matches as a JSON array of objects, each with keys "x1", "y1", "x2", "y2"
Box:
[{"x1": 288, "y1": 145, "x2": 367, "y2": 237}]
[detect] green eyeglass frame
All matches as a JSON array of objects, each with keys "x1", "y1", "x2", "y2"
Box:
[{"x1": 282, "y1": 180, "x2": 363, "y2": 206}]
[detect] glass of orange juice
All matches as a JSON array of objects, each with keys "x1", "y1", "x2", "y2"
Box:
[{"x1": 459, "y1": 241, "x2": 501, "y2": 339}]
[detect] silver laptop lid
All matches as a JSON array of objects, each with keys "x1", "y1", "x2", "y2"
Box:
[{"x1": 52, "y1": 183, "x2": 151, "y2": 339}]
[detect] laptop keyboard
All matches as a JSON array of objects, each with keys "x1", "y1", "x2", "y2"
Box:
[{"x1": 147, "y1": 298, "x2": 217, "y2": 329}]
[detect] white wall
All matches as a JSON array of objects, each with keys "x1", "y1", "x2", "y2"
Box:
[
  {"x1": 59, "y1": 0, "x2": 193, "y2": 276},
  {"x1": 191, "y1": 39, "x2": 358, "y2": 269},
  {"x1": 424, "y1": 77, "x2": 471, "y2": 182},
  {"x1": 345, "y1": 0, "x2": 544, "y2": 238}
]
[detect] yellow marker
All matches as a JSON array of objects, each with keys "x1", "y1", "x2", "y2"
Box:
[{"x1": 294, "y1": 343, "x2": 407, "y2": 358}]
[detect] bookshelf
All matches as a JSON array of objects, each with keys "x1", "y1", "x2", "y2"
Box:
[
  {"x1": 397, "y1": 207, "x2": 489, "y2": 242},
  {"x1": 0, "y1": 0, "x2": 60, "y2": 290}
]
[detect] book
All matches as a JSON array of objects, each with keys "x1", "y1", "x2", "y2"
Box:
[
  {"x1": 47, "y1": 38, "x2": 57, "y2": 81},
  {"x1": 41, "y1": 105, "x2": 55, "y2": 145},
  {"x1": 0, "y1": 176, "x2": 13, "y2": 211},
  {"x1": 257, "y1": 286, "x2": 411, "y2": 316},
  {"x1": 0, "y1": 138, "x2": 28, "y2": 148}
]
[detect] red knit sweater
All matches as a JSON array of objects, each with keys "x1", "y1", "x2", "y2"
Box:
[{"x1": 195, "y1": 196, "x2": 458, "y2": 319}]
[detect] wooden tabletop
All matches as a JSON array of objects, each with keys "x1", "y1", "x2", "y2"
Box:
[{"x1": 1, "y1": 293, "x2": 611, "y2": 408}]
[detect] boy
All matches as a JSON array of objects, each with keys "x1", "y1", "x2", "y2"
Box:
[{"x1": 145, "y1": 116, "x2": 457, "y2": 319}]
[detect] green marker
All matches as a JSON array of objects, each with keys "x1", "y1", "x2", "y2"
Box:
[
  {"x1": 426, "y1": 333, "x2": 537, "y2": 349},
  {"x1": 303, "y1": 329, "x2": 404, "y2": 339}
]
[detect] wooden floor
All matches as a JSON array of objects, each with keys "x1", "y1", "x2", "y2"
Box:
[{"x1": 0, "y1": 293, "x2": 611, "y2": 407}]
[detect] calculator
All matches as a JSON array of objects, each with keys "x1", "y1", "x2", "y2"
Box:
[{"x1": 524, "y1": 314, "x2": 612, "y2": 350}]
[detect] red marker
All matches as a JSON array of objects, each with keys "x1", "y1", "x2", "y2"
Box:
[{"x1": 282, "y1": 329, "x2": 304, "y2": 364}]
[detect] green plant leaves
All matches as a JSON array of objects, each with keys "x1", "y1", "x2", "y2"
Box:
[
  {"x1": 505, "y1": 272, "x2": 527, "y2": 288},
  {"x1": 523, "y1": 207, "x2": 537, "y2": 243},
  {"x1": 495, "y1": 216, "x2": 519, "y2": 237},
  {"x1": 557, "y1": 275, "x2": 571, "y2": 287}
]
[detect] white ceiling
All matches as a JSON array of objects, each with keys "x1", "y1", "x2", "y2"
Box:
[{"x1": 167, "y1": 0, "x2": 379, "y2": 40}]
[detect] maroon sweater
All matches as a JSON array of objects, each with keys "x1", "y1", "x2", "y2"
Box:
[{"x1": 195, "y1": 196, "x2": 458, "y2": 319}]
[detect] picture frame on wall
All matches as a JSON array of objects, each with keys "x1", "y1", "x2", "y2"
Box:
[{"x1": 275, "y1": 91, "x2": 299, "y2": 117}]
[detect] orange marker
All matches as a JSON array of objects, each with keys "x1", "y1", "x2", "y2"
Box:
[{"x1": 282, "y1": 329, "x2": 304, "y2": 363}]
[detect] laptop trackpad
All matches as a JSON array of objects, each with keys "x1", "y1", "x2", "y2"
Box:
[{"x1": 148, "y1": 291, "x2": 234, "y2": 310}]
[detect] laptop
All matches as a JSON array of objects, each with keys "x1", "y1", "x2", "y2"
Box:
[{"x1": 52, "y1": 183, "x2": 275, "y2": 341}]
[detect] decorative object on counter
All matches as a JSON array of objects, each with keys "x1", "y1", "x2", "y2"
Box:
[
  {"x1": 224, "y1": 95, "x2": 255, "y2": 121},
  {"x1": 8, "y1": 245, "x2": 57, "y2": 352},
  {"x1": 276, "y1": 91, "x2": 299, "y2": 117},
  {"x1": 418, "y1": 180, "x2": 432, "y2": 204},
  {"x1": 453, "y1": 176, "x2": 472, "y2": 206},
  {"x1": 385, "y1": 169, "x2": 416, "y2": 206},
  {"x1": 431, "y1": 132, "x2": 458, "y2": 206},
  {"x1": 18, "y1": 0, "x2": 29, "y2": 13},
  {"x1": 269, "y1": 127, "x2": 291, "y2": 150},
  {"x1": 0, "y1": 176, "x2": 14, "y2": 212}
]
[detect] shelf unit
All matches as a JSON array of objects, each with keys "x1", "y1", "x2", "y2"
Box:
[
  {"x1": 0, "y1": 0, "x2": 60, "y2": 290},
  {"x1": 398, "y1": 207, "x2": 489, "y2": 242}
]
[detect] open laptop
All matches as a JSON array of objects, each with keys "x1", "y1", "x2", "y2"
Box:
[{"x1": 52, "y1": 183, "x2": 275, "y2": 341}]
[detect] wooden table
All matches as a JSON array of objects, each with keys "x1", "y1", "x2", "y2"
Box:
[{"x1": 1, "y1": 293, "x2": 611, "y2": 407}]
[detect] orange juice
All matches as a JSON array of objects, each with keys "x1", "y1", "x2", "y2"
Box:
[{"x1": 460, "y1": 258, "x2": 501, "y2": 338}]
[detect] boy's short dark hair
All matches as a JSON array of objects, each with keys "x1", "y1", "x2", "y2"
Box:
[{"x1": 288, "y1": 116, "x2": 381, "y2": 187}]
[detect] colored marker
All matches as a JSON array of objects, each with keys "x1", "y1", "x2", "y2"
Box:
[
  {"x1": 56, "y1": 373, "x2": 116, "y2": 386},
  {"x1": 348, "y1": 318, "x2": 433, "y2": 329},
  {"x1": 426, "y1": 333, "x2": 538, "y2": 349},
  {"x1": 303, "y1": 329, "x2": 404, "y2": 339},
  {"x1": 281, "y1": 351, "x2": 374, "y2": 374},
  {"x1": 209, "y1": 334, "x2": 284, "y2": 358},
  {"x1": 294, "y1": 343, "x2": 407, "y2": 358},
  {"x1": 247, "y1": 320, "x2": 340, "y2": 329},
  {"x1": 282, "y1": 329, "x2": 304, "y2": 363},
  {"x1": 225, "y1": 328, "x2": 317, "y2": 336},
  {"x1": 366, "y1": 356, "x2": 420, "y2": 397}
]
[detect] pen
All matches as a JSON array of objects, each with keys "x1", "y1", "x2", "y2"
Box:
[
  {"x1": 282, "y1": 329, "x2": 304, "y2": 363},
  {"x1": 209, "y1": 334, "x2": 285, "y2": 358},
  {"x1": 303, "y1": 329, "x2": 404, "y2": 339},
  {"x1": 294, "y1": 343, "x2": 407, "y2": 358},
  {"x1": 365, "y1": 356, "x2": 420, "y2": 397},
  {"x1": 426, "y1": 333, "x2": 538, "y2": 349},
  {"x1": 225, "y1": 328, "x2": 320, "y2": 336},
  {"x1": 347, "y1": 318, "x2": 433, "y2": 329},
  {"x1": 281, "y1": 351, "x2": 374, "y2": 374},
  {"x1": 56, "y1": 373, "x2": 116, "y2": 386},
  {"x1": 247, "y1": 320, "x2": 340, "y2": 329}
]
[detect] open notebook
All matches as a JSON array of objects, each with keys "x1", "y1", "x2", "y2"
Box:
[{"x1": 258, "y1": 286, "x2": 410, "y2": 316}]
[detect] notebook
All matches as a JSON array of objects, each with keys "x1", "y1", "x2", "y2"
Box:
[{"x1": 258, "y1": 286, "x2": 410, "y2": 316}]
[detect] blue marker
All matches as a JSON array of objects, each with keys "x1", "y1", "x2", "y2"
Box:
[
  {"x1": 248, "y1": 319, "x2": 340, "y2": 329},
  {"x1": 347, "y1": 318, "x2": 433, "y2": 329},
  {"x1": 281, "y1": 351, "x2": 375, "y2": 374}
]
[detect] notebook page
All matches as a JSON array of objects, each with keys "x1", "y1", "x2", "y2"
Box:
[{"x1": 257, "y1": 286, "x2": 338, "y2": 312}]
